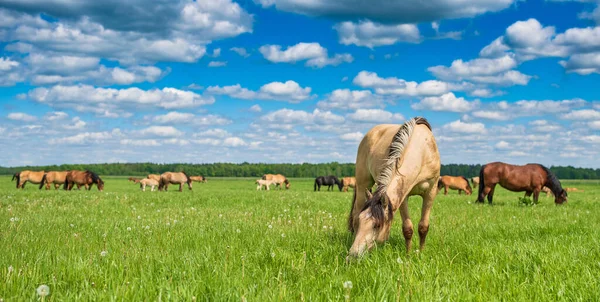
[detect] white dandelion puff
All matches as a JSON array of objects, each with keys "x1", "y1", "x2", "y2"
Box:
[
  {"x1": 219, "y1": 214, "x2": 223, "y2": 218},
  {"x1": 145, "y1": 225, "x2": 150, "y2": 230},
  {"x1": 166, "y1": 222, "x2": 171, "y2": 226},
  {"x1": 343, "y1": 281, "x2": 353, "y2": 289},
  {"x1": 270, "y1": 252, "x2": 276, "y2": 258},
  {"x1": 127, "y1": 227, "x2": 132, "y2": 231},
  {"x1": 100, "y1": 251, "x2": 108, "y2": 257},
  {"x1": 396, "y1": 257, "x2": 403, "y2": 264},
  {"x1": 70, "y1": 224, "x2": 75, "y2": 228},
  {"x1": 8, "y1": 265, "x2": 14, "y2": 273},
  {"x1": 137, "y1": 216, "x2": 141, "y2": 220},
  {"x1": 281, "y1": 233, "x2": 286, "y2": 238},
  {"x1": 36, "y1": 285, "x2": 50, "y2": 297},
  {"x1": 236, "y1": 229, "x2": 241, "y2": 233},
  {"x1": 268, "y1": 224, "x2": 273, "y2": 229}
]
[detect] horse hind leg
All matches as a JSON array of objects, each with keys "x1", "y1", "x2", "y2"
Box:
[
  {"x1": 418, "y1": 186, "x2": 437, "y2": 252},
  {"x1": 487, "y1": 185, "x2": 497, "y2": 204},
  {"x1": 179, "y1": 183, "x2": 183, "y2": 192}
]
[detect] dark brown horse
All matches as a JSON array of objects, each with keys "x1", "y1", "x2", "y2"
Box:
[
  {"x1": 476, "y1": 162, "x2": 567, "y2": 204},
  {"x1": 65, "y1": 170, "x2": 105, "y2": 191}
]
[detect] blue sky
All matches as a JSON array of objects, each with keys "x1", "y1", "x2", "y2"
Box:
[{"x1": 0, "y1": 0, "x2": 599, "y2": 167}]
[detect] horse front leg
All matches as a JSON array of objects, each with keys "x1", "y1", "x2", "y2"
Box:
[
  {"x1": 533, "y1": 190, "x2": 540, "y2": 204},
  {"x1": 444, "y1": 185, "x2": 448, "y2": 195},
  {"x1": 418, "y1": 185, "x2": 437, "y2": 252},
  {"x1": 399, "y1": 197, "x2": 413, "y2": 253},
  {"x1": 179, "y1": 183, "x2": 183, "y2": 192}
]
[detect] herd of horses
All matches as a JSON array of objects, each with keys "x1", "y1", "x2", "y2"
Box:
[{"x1": 8, "y1": 117, "x2": 584, "y2": 259}]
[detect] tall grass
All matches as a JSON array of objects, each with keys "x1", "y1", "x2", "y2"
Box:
[{"x1": 1, "y1": 177, "x2": 599, "y2": 300}]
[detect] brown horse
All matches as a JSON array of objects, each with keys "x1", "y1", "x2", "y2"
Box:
[
  {"x1": 347, "y1": 117, "x2": 440, "y2": 258},
  {"x1": 476, "y1": 162, "x2": 567, "y2": 204},
  {"x1": 470, "y1": 176, "x2": 480, "y2": 188},
  {"x1": 158, "y1": 172, "x2": 192, "y2": 192},
  {"x1": 438, "y1": 176, "x2": 472, "y2": 195},
  {"x1": 65, "y1": 170, "x2": 104, "y2": 191},
  {"x1": 262, "y1": 174, "x2": 290, "y2": 190},
  {"x1": 128, "y1": 177, "x2": 142, "y2": 183},
  {"x1": 147, "y1": 174, "x2": 161, "y2": 182},
  {"x1": 190, "y1": 176, "x2": 207, "y2": 183},
  {"x1": 39, "y1": 171, "x2": 69, "y2": 190},
  {"x1": 13, "y1": 170, "x2": 45, "y2": 189},
  {"x1": 341, "y1": 177, "x2": 356, "y2": 192}
]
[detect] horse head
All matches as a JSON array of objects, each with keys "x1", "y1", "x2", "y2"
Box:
[
  {"x1": 348, "y1": 187, "x2": 393, "y2": 258},
  {"x1": 555, "y1": 189, "x2": 567, "y2": 204}
]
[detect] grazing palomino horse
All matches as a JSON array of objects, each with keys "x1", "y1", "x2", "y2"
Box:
[
  {"x1": 470, "y1": 176, "x2": 480, "y2": 188},
  {"x1": 476, "y1": 162, "x2": 567, "y2": 204},
  {"x1": 158, "y1": 172, "x2": 192, "y2": 192},
  {"x1": 262, "y1": 174, "x2": 290, "y2": 190},
  {"x1": 341, "y1": 177, "x2": 356, "y2": 192},
  {"x1": 190, "y1": 176, "x2": 207, "y2": 183},
  {"x1": 314, "y1": 175, "x2": 343, "y2": 192},
  {"x1": 39, "y1": 171, "x2": 69, "y2": 190},
  {"x1": 438, "y1": 176, "x2": 472, "y2": 195},
  {"x1": 566, "y1": 187, "x2": 583, "y2": 192},
  {"x1": 13, "y1": 170, "x2": 45, "y2": 189},
  {"x1": 147, "y1": 174, "x2": 161, "y2": 182},
  {"x1": 541, "y1": 186, "x2": 553, "y2": 197},
  {"x1": 139, "y1": 178, "x2": 159, "y2": 191},
  {"x1": 256, "y1": 179, "x2": 274, "y2": 190},
  {"x1": 347, "y1": 117, "x2": 440, "y2": 258},
  {"x1": 65, "y1": 170, "x2": 104, "y2": 191}
]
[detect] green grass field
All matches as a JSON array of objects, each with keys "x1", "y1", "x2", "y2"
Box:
[{"x1": 1, "y1": 177, "x2": 599, "y2": 301}]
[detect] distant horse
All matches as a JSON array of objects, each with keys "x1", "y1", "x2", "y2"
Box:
[
  {"x1": 65, "y1": 170, "x2": 104, "y2": 191},
  {"x1": 13, "y1": 170, "x2": 45, "y2": 189},
  {"x1": 40, "y1": 171, "x2": 69, "y2": 190},
  {"x1": 128, "y1": 177, "x2": 142, "y2": 183},
  {"x1": 347, "y1": 117, "x2": 440, "y2": 258},
  {"x1": 437, "y1": 176, "x2": 472, "y2": 195},
  {"x1": 314, "y1": 175, "x2": 342, "y2": 191},
  {"x1": 262, "y1": 174, "x2": 290, "y2": 190},
  {"x1": 256, "y1": 179, "x2": 274, "y2": 190},
  {"x1": 159, "y1": 172, "x2": 192, "y2": 192},
  {"x1": 147, "y1": 174, "x2": 161, "y2": 182},
  {"x1": 470, "y1": 176, "x2": 480, "y2": 188},
  {"x1": 190, "y1": 176, "x2": 207, "y2": 183},
  {"x1": 565, "y1": 187, "x2": 583, "y2": 192},
  {"x1": 139, "y1": 178, "x2": 159, "y2": 191},
  {"x1": 476, "y1": 162, "x2": 567, "y2": 204},
  {"x1": 341, "y1": 177, "x2": 356, "y2": 192},
  {"x1": 541, "y1": 186, "x2": 553, "y2": 197}
]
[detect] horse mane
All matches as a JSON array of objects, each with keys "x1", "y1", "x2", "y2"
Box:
[
  {"x1": 362, "y1": 117, "x2": 428, "y2": 228},
  {"x1": 182, "y1": 171, "x2": 191, "y2": 182},
  {"x1": 86, "y1": 170, "x2": 103, "y2": 184},
  {"x1": 284, "y1": 178, "x2": 289, "y2": 184},
  {"x1": 538, "y1": 165, "x2": 566, "y2": 197},
  {"x1": 460, "y1": 176, "x2": 469, "y2": 185}
]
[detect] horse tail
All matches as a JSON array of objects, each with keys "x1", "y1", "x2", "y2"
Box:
[
  {"x1": 314, "y1": 178, "x2": 318, "y2": 191},
  {"x1": 39, "y1": 173, "x2": 47, "y2": 190},
  {"x1": 13, "y1": 172, "x2": 20, "y2": 188},
  {"x1": 437, "y1": 178, "x2": 444, "y2": 190},
  {"x1": 477, "y1": 165, "x2": 486, "y2": 202}
]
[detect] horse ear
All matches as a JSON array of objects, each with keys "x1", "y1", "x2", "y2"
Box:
[{"x1": 365, "y1": 189, "x2": 373, "y2": 200}]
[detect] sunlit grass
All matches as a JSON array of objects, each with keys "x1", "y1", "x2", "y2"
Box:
[{"x1": 1, "y1": 177, "x2": 599, "y2": 300}]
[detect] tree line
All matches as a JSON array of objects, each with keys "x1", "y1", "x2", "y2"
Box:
[{"x1": 1, "y1": 162, "x2": 600, "y2": 179}]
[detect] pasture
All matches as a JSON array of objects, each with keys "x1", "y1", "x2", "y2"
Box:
[{"x1": 1, "y1": 177, "x2": 599, "y2": 300}]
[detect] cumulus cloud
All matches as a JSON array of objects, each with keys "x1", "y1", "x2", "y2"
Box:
[
  {"x1": 442, "y1": 120, "x2": 486, "y2": 134},
  {"x1": 346, "y1": 109, "x2": 404, "y2": 123},
  {"x1": 317, "y1": 89, "x2": 383, "y2": 111},
  {"x1": 208, "y1": 61, "x2": 227, "y2": 67},
  {"x1": 428, "y1": 55, "x2": 532, "y2": 86},
  {"x1": 340, "y1": 132, "x2": 364, "y2": 142},
  {"x1": 137, "y1": 126, "x2": 183, "y2": 137},
  {"x1": 253, "y1": 0, "x2": 515, "y2": 24},
  {"x1": 249, "y1": 104, "x2": 262, "y2": 112},
  {"x1": 149, "y1": 111, "x2": 232, "y2": 126},
  {"x1": 49, "y1": 131, "x2": 113, "y2": 145},
  {"x1": 334, "y1": 21, "x2": 421, "y2": 47},
  {"x1": 230, "y1": 47, "x2": 250, "y2": 57},
  {"x1": 353, "y1": 71, "x2": 460, "y2": 97},
  {"x1": 207, "y1": 80, "x2": 313, "y2": 103},
  {"x1": 562, "y1": 109, "x2": 600, "y2": 120},
  {"x1": 471, "y1": 110, "x2": 510, "y2": 121},
  {"x1": 259, "y1": 42, "x2": 353, "y2": 68},
  {"x1": 411, "y1": 92, "x2": 479, "y2": 112},
  {"x1": 28, "y1": 85, "x2": 215, "y2": 116},
  {"x1": 7, "y1": 112, "x2": 37, "y2": 122},
  {"x1": 259, "y1": 108, "x2": 344, "y2": 125}
]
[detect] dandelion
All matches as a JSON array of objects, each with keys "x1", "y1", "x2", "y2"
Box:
[
  {"x1": 36, "y1": 285, "x2": 50, "y2": 297},
  {"x1": 281, "y1": 233, "x2": 286, "y2": 238},
  {"x1": 166, "y1": 222, "x2": 171, "y2": 226},
  {"x1": 219, "y1": 214, "x2": 223, "y2": 218},
  {"x1": 173, "y1": 220, "x2": 178, "y2": 224},
  {"x1": 271, "y1": 252, "x2": 276, "y2": 258},
  {"x1": 127, "y1": 227, "x2": 132, "y2": 231},
  {"x1": 236, "y1": 229, "x2": 241, "y2": 233},
  {"x1": 343, "y1": 281, "x2": 353, "y2": 289},
  {"x1": 70, "y1": 224, "x2": 75, "y2": 228},
  {"x1": 8, "y1": 265, "x2": 14, "y2": 273},
  {"x1": 145, "y1": 225, "x2": 150, "y2": 230},
  {"x1": 268, "y1": 224, "x2": 273, "y2": 229},
  {"x1": 100, "y1": 251, "x2": 108, "y2": 257},
  {"x1": 137, "y1": 216, "x2": 141, "y2": 220},
  {"x1": 396, "y1": 257, "x2": 403, "y2": 264},
  {"x1": 323, "y1": 225, "x2": 327, "y2": 229},
  {"x1": 415, "y1": 249, "x2": 420, "y2": 254},
  {"x1": 9, "y1": 217, "x2": 14, "y2": 222},
  {"x1": 102, "y1": 233, "x2": 107, "y2": 238},
  {"x1": 329, "y1": 226, "x2": 333, "y2": 230}
]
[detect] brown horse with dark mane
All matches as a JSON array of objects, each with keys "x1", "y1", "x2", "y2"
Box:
[
  {"x1": 476, "y1": 162, "x2": 567, "y2": 204},
  {"x1": 158, "y1": 172, "x2": 192, "y2": 192},
  {"x1": 438, "y1": 176, "x2": 472, "y2": 195},
  {"x1": 65, "y1": 170, "x2": 105, "y2": 191},
  {"x1": 347, "y1": 117, "x2": 440, "y2": 258}
]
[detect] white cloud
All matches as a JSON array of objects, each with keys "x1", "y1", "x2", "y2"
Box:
[
  {"x1": 334, "y1": 21, "x2": 421, "y2": 48},
  {"x1": 49, "y1": 131, "x2": 113, "y2": 145},
  {"x1": 120, "y1": 139, "x2": 161, "y2": 147},
  {"x1": 138, "y1": 126, "x2": 183, "y2": 137},
  {"x1": 230, "y1": 47, "x2": 250, "y2": 57},
  {"x1": 317, "y1": 89, "x2": 382, "y2": 111},
  {"x1": 559, "y1": 52, "x2": 600, "y2": 75},
  {"x1": 260, "y1": 108, "x2": 344, "y2": 125},
  {"x1": 208, "y1": 61, "x2": 227, "y2": 67},
  {"x1": 259, "y1": 42, "x2": 353, "y2": 68},
  {"x1": 150, "y1": 111, "x2": 231, "y2": 126},
  {"x1": 211, "y1": 48, "x2": 221, "y2": 58},
  {"x1": 411, "y1": 92, "x2": 479, "y2": 112},
  {"x1": 442, "y1": 120, "x2": 486, "y2": 134},
  {"x1": 428, "y1": 55, "x2": 532, "y2": 86},
  {"x1": 223, "y1": 137, "x2": 247, "y2": 147},
  {"x1": 0, "y1": 57, "x2": 20, "y2": 71},
  {"x1": 562, "y1": 109, "x2": 600, "y2": 120},
  {"x1": 347, "y1": 109, "x2": 404, "y2": 123},
  {"x1": 254, "y1": 0, "x2": 515, "y2": 24},
  {"x1": 472, "y1": 110, "x2": 510, "y2": 121},
  {"x1": 340, "y1": 132, "x2": 364, "y2": 142},
  {"x1": 7, "y1": 112, "x2": 37, "y2": 122},
  {"x1": 353, "y1": 71, "x2": 457, "y2": 97},
  {"x1": 44, "y1": 111, "x2": 68, "y2": 121},
  {"x1": 249, "y1": 104, "x2": 262, "y2": 112},
  {"x1": 207, "y1": 80, "x2": 312, "y2": 103},
  {"x1": 495, "y1": 141, "x2": 510, "y2": 150},
  {"x1": 28, "y1": 85, "x2": 215, "y2": 116}
]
